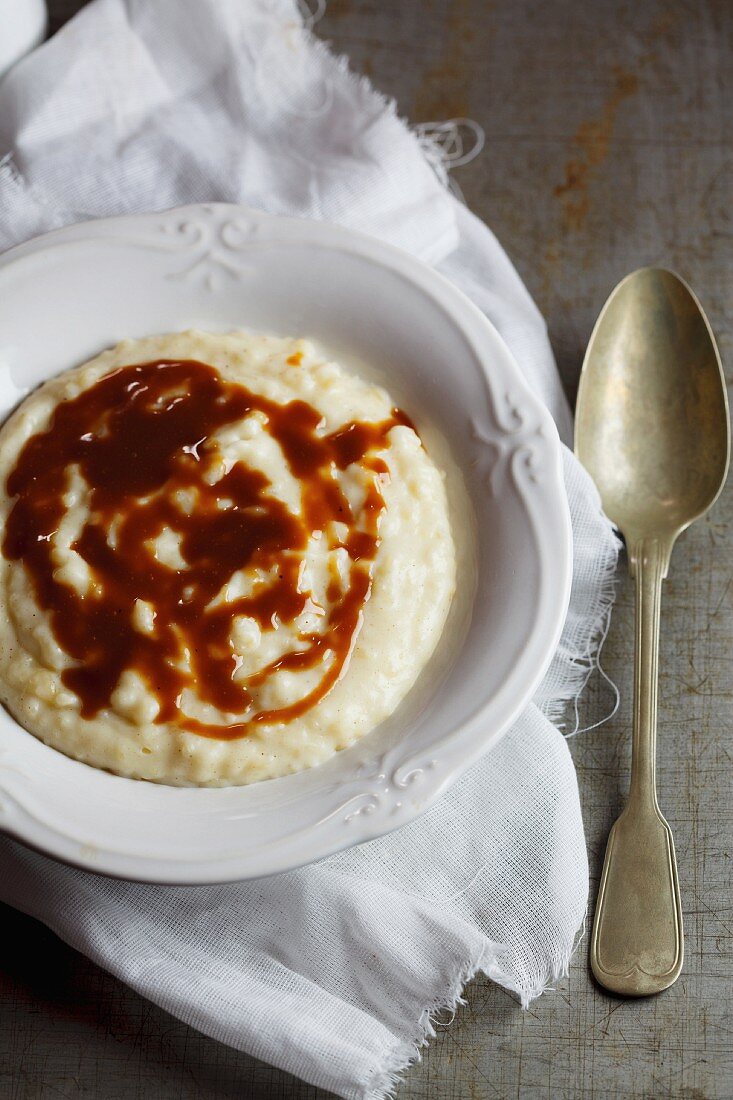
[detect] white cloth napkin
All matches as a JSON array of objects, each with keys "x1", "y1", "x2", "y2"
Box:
[{"x1": 0, "y1": 2, "x2": 619, "y2": 1097}]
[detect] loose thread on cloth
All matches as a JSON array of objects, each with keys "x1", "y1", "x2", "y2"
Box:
[
  {"x1": 297, "y1": 0, "x2": 326, "y2": 27},
  {"x1": 564, "y1": 606, "x2": 621, "y2": 739},
  {"x1": 414, "y1": 118, "x2": 486, "y2": 198},
  {"x1": 540, "y1": 526, "x2": 622, "y2": 736},
  {"x1": 540, "y1": 913, "x2": 589, "y2": 997}
]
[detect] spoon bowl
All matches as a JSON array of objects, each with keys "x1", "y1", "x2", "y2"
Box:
[{"x1": 576, "y1": 267, "x2": 729, "y2": 544}]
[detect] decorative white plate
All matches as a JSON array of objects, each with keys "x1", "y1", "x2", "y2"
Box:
[{"x1": 0, "y1": 203, "x2": 571, "y2": 883}]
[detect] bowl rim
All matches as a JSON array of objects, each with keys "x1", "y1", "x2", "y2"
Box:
[{"x1": 0, "y1": 203, "x2": 572, "y2": 883}]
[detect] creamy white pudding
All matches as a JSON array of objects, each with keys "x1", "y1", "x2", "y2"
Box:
[{"x1": 0, "y1": 331, "x2": 455, "y2": 785}]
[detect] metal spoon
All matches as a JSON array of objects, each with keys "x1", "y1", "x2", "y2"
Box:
[{"x1": 575, "y1": 267, "x2": 730, "y2": 996}]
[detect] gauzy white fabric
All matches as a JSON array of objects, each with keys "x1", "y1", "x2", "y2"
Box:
[{"x1": 0, "y1": 2, "x2": 620, "y2": 1097}]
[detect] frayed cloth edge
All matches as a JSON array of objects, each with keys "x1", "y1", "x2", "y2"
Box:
[
  {"x1": 540, "y1": 524, "x2": 623, "y2": 734},
  {"x1": 362, "y1": 920, "x2": 585, "y2": 1100}
]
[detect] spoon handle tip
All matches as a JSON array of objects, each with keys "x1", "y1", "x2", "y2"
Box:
[{"x1": 591, "y1": 808, "x2": 683, "y2": 996}]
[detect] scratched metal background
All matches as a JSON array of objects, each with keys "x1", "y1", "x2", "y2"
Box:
[{"x1": 1, "y1": 1, "x2": 731, "y2": 1097}]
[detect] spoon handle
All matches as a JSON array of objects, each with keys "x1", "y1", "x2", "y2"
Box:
[{"x1": 590, "y1": 537, "x2": 684, "y2": 996}]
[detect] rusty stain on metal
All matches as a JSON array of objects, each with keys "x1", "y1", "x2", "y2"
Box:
[
  {"x1": 322, "y1": 0, "x2": 353, "y2": 18},
  {"x1": 554, "y1": 66, "x2": 639, "y2": 231},
  {"x1": 646, "y1": 9, "x2": 681, "y2": 41},
  {"x1": 412, "y1": 0, "x2": 475, "y2": 121}
]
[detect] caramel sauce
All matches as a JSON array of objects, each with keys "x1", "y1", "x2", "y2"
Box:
[{"x1": 3, "y1": 359, "x2": 413, "y2": 739}]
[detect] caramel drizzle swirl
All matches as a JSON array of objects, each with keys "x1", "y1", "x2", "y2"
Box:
[{"x1": 3, "y1": 359, "x2": 412, "y2": 739}]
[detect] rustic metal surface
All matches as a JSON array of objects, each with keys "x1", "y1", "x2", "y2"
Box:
[{"x1": 2, "y1": 0, "x2": 731, "y2": 1097}]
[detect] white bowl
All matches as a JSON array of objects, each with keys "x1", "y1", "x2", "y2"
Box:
[{"x1": 0, "y1": 203, "x2": 571, "y2": 883}]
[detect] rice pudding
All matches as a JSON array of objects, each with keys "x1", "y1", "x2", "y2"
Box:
[{"x1": 0, "y1": 331, "x2": 455, "y2": 786}]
